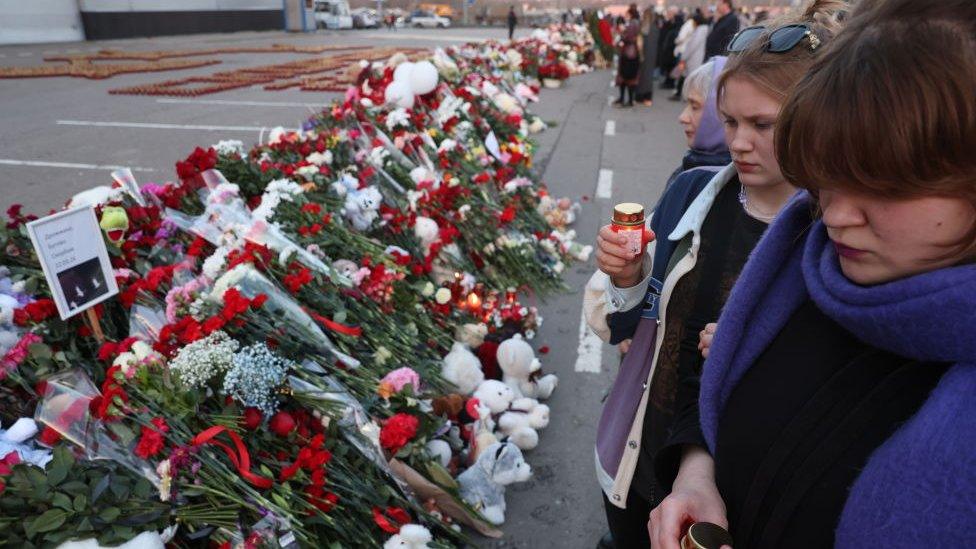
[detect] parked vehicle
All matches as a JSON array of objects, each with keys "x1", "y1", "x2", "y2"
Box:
[
  {"x1": 351, "y1": 7, "x2": 379, "y2": 28},
  {"x1": 418, "y1": 3, "x2": 455, "y2": 23},
  {"x1": 314, "y1": 0, "x2": 353, "y2": 30},
  {"x1": 406, "y1": 9, "x2": 451, "y2": 28}
]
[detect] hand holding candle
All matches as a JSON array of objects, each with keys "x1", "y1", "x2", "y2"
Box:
[{"x1": 596, "y1": 203, "x2": 655, "y2": 288}]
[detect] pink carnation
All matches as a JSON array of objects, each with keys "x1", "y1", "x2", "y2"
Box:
[
  {"x1": 381, "y1": 367, "x2": 421, "y2": 393},
  {"x1": 1, "y1": 333, "x2": 41, "y2": 379}
]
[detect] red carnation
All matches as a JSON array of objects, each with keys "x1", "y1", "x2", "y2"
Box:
[
  {"x1": 269, "y1": 411, "x2": 296, "y2": 437},
  {"x1": 242, "y1": 407, "x2": 263, "y2": 430},
  {"x1": 134, "y1": 417, "x2": 168, "y2": 459},
  {"x1": 379, "y1": 413, "x2": 419, "y2": 455},
  {"x1": 37, "y1": 427, "x2": 62, "y2": 446}
]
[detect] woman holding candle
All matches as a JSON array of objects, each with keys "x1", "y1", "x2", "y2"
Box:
[
  {"x1": 651, "y1": 0, "x2": 976, "y2": 546},
  {"x1": 585, "y1": 2, "x2": 845, "y2": 547}
]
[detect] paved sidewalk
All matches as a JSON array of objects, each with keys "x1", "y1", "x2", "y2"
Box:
[{"x1": 474, "y1": 70, "x2": 688, "y2": 548}]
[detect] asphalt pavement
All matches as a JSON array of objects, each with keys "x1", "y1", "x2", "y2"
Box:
[{"x1": 0, "y1": 27, "x2": 688, "y2": 548}]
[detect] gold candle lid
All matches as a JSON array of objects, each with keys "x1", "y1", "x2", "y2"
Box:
[
  {"x1": 613, "y1": 202, "x2": 645, "y2": 225},
  {"x1": 681, "y1": 522, "x2": 734, "y2": 549}
]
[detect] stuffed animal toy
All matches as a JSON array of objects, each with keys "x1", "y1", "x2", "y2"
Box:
[
  {"x1": 472, "y1": 380, "x2": 515, "y2": 418},
  {"x1": 383, "y1": 524, "x2": 433, "y2": 549},
  {"x1": 496, "y1": 334, "x2": 558, "y2": 400},
  {"x1": 497, "y1": 398, "x2": 550, "y2": 451},
  {"x1": 457, "y1": 442, "x2": 532, "y2": 525},
  {"x1": 98, "y1": 206, "x2": 129, "y2": 246},
  {"x1": 413, "y1": 216, "x2": 440, "y2": 255},
  {"x1": 454, "y1": 323, "x2": 488, "y2": 349},
  {"x1": 425, "y1": 439, "x2": 453, "y2": 468},
  {"x1": 341, "y1": 185, "x2": 383, "y2": 231},
  {"x1": 441, "y1": 342, "x2": 485, "y2": 395}
]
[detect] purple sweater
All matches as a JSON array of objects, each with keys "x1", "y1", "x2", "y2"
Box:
[{"x1": 700, "y1": 192, "x2": 976, "y2": 547}]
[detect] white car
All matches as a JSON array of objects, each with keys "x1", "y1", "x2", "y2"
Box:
[{"x1": 407, "y1": 10, "x2": 451, "y2": 28}]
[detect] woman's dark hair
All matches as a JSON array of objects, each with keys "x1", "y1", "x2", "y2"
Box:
[{"x1": 777, "y1": 0, "x2": 976, "y2": 254}]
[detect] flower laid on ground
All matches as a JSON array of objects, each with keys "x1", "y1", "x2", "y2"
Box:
[
  {"x1": 222, "y1": 342, "x2": 290, "y2": 416},
  {"x1": 169, "y1": 330, "x2": 240, "y2": 388}
]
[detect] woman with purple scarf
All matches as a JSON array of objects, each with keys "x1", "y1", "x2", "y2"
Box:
[
  {"x1": 651, "y1": 1, "x2": 976, "y2": 547},
  {"x1": 586, "y1": 3, "x2": 844, "y2": 547}
]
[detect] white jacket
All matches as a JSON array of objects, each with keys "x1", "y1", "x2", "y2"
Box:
[
  {"x1": 673, "y1": 19, "x2": 696, "y2": 58},
  {"x1": 683, "y1": 25, "x2": 710, "y2": 76}
]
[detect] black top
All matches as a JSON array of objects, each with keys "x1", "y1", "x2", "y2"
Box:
[
  {"x1": 714, "y1": 300, "x2": 949, "y2": 548},
  {"x1": 705, "y1": 12, "x2": 741, "y2": 60},
  {"x1": 631, "y1": 179, "x2": 767, "y2": 504}
]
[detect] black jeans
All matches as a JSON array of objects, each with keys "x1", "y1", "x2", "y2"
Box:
[{"x1": 603, "y1": 490, "x2": 653, "y2": 549}]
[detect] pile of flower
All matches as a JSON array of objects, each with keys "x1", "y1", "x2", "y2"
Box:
[{"x1": 0, "y1": 24, "x2": 595, "y2": 549}]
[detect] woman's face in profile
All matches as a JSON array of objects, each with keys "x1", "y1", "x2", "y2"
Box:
[
  {"x1": 678, "y1": 89, "x2": 705, "y2": 148},
  {"x1": 820, "y1": 188, "x2": 976, "y2": 285}
]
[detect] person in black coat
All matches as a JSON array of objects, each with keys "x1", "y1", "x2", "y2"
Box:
[
  {"x1": 658, "y1": 9, "x2": 683, "y2": 89},
  {"x1": 705, "y1": 0, "x2": 741, "y2": 60}
]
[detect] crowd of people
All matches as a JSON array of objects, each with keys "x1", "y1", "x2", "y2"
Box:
[
  {"x1": 586, "y1": 0, "x2": 976, "y2": 547},
  {"x1": 594, "y1": 0, "x2": 771, "y2": 108}
]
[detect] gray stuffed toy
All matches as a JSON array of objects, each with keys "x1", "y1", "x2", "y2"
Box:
[{"x1": 457, "y1": 441, "x2": 532, "y2": 525}]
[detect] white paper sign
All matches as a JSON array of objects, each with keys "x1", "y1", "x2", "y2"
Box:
[
  {"x1": 27, "y1": 206, "x2": 119, "y2": 320},
  {"x1": 485, "y1": 130, "x2": 503, "y2": 161}
]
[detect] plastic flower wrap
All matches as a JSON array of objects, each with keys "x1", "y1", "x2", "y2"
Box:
[{"x1": 209, "y1": 264, "x2": 360, "y2": 368}]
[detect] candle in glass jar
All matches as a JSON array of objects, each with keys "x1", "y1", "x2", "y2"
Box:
[{"x1": 611, "y1": 202, "x2": 646, "y2": 257}]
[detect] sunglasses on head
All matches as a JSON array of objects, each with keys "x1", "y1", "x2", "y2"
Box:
[{"x1": 727, "y1": 24, "x2": 821, "y2": 54}]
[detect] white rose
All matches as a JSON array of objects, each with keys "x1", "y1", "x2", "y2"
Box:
[{"x1": 435, "y1": 287, "x2": 452, "y2": 305}]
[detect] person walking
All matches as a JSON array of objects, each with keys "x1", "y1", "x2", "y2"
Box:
[
  {"x1": 635, "y1": 9, "x2": 661, "y2": 106},
  {"x1": 507, "y1": 6, "x2": 518, "y2": 41},
  {"x1": 613, "y1": 5, "x2": 642, "y2": 108},
  {"x1": 669, "y1": 9, "x2": 697, "y2": 98},
  {"x1": 705, "y1": 0, "x2": 741, "y2": 60}
]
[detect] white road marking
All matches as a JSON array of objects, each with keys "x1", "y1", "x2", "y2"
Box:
[
  {"x1": 157, "y1": 98, "x2": 325, "y2": 108},
  {"x1": 0, "y1": 159, "x2": 155, "y2": 172},
  {"x1": 575, "y1": 306, "x2": 603, "y2": 373},
  {"x1": 604, "y1": 120, "x2": 616, "y2": 136},
  {"x1": 57, "y1": 120, "x2": 265, "y2": 132},
  {"x1": 596, "y1": 168, "x2": 613, "y2": 199}
]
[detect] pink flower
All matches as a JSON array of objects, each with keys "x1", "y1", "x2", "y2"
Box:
[
  {"x1": 380, "y1": 367, "x2": 421, "y2": 394},
  {"x1": 1, "y1": 333, "x2": 41, "y2": 379}
]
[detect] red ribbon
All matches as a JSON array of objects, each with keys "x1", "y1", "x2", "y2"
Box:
[
  {"x1": 303, "y1": 307, "x2": 363, "y2": 337},
  {"x1": 192, "y1": 426, "x2": 273, "y2": 489}
]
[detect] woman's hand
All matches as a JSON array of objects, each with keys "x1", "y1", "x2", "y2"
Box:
[
  {"x1": 596, "y1": 224, "x2": 655, "y2": 288},
  {"x1": 648, "y1": 446, "x2": 727, "y2": 549},
  {"x1": 698, "y1": 322, "x2": 717, "y2": 359}
]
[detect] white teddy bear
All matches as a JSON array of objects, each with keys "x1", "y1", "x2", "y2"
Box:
[
  {"x1": 414, "y1": 216, "x2": 440, "y2": 256},
  {"x1": 472, "y1": 379, "x2": 515, "y2": 418},
  {"x1": 497, "y1": 397, "x2": 550, "y2": 451},
  {"x1": 383, "y1": 524, "x2": 433, "y2": 549},
  {"x1": 457, "y1": 441, "x2": 532, "y2": 525},
  {"x1": 454, "y1": 323, "x2": 488, "y2": 349},
  {"x1": 441, "y1": 342, "x2": 485, "y2": 395},
  {"x1": 341, "y1": 185, "x2": 383, "y2": 231},
  {"x1": 496, "y1": 334, "x2": 558, "y2": 400}
]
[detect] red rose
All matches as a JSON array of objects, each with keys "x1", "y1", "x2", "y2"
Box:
[
  {"x1": 379, "y1": 413, "x2": 419, "y2": 454},
  {"x1": 242, "y1": 407, "x2": 263, "y2": 430},
  {"x1": 539, "y1": 345, "x2": 550, "y2": 355},
  {"x1": 269, "y1": 411, "x2": 296, "y2": 437}
]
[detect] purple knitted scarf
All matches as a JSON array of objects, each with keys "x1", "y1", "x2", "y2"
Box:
[{"x1": 700, "y1": 192, "x2": 976, "y2": 546}]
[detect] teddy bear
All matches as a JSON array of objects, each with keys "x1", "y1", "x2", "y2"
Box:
[
  {"x1": 441, "y1": 342, "x2": 485, "y2": 395},
  {"x1": 413, "y1": 216, "x2": 440, "y2": 256},
  {"x1": 496, "y1": 334, "x2": 558, "y2": 400},
  {"x1": 341, "y1": 185, "x2": 383, "y2": 231},
  {"x1": 454, "y1": 323, "x2": 488, "y2": 349},
  {"x1": 383, "y1": 524, "x2": 433, "y2": 549},
  {"x1": 457, "y1": 441, "x2": 532, "y2": 525},
  {"x1": 472, "y1": 379, "x2": 515, "y2": 419},
  {"x1": 497, "y1": 397, "x2": 550, "y2": 451}
]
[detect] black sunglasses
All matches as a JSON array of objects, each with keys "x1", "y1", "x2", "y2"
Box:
[{"x1": 727, "y1": 24, "x2": 821, "y2": 54}]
